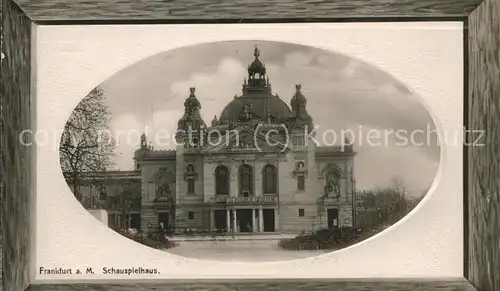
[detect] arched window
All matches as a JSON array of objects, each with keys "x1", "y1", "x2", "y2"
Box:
[
  {"x1": 239, "y1": 165, "x2": 253, "y2": 195},
  {"x1": 215, "y1": 166, "x2": 229, "y2": 195},
  {"x1": 262, "y1": 165, "x2": 277, "y2": 194}
]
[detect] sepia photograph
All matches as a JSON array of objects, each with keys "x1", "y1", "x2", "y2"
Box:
[
  {"x1": 4, "y1": 0, "x2": 500, "y2": 289},
  {"x1": 59, "y1": 40, "x2": 440, "y2": 262}
]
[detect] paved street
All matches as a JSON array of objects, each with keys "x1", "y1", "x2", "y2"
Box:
[{"x1": 166, "y1": 239, "x2": 327, "y2": 262}]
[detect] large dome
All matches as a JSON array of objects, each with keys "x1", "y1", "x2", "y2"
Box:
[
  {"x1": 218, "y1": 45, "x2": 292, "y2": 124},
  {"x1": 219, "y1": 94, "x2": 292, "y2": 123}
]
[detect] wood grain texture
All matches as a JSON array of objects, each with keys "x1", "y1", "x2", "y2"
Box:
[
  {"x1": 0, "y1": 0, "x2": 4, "y2": 287},
  {"x1": 15, "y1": 0, "x2": 482, "y2": 22},
  {"x1": 468, "y1": 0, "x2": 500, "y2": 291},
  {"x1": 1, "y1": 1, "x2": 496, "y2": 291},
  {"x1": 0, "y1": 0, "x2": 4, "y2": 289},
  {"x1": 1, "y1": 0, "x2": 32, "y2": 291},
  {"x1": 27, "y1": 279, "x2": 477, "y2": 291}
]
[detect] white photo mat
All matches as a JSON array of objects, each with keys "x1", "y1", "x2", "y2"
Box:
[{"x1": 33, "y1": 22, "x2": 464, "y2": 282}]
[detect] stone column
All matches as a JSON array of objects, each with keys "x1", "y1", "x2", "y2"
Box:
[
  {"x1": 252, "y1": 208, "x2": 256, "y2": 232},
  {"x1": 209, "y1": 208, "x2": 215, "y2": 231},
  {"x1": 254, "y1": 161, "x2": 262, "y2": 197},
  {"x1": 232, "y1": 209, "x2": 238, "y2": 233},
  {"x1": 259, "y1": 206, "x2": 264, "y2": 232},
  {"x1": 226, "y1": 208, "x2": 231, "y2": 232},
  {"x1": 274, "y1": 208, "x2": 279, "y2": 232},
  {"x1": 230, "y1": 163, "x2": 238, "y2": 198}
]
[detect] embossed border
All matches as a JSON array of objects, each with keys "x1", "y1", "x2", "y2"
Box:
[{"x1": 2, "y1": 0, "x2": 499, "y2": 290}]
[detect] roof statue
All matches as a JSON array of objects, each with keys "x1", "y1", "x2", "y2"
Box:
[
  {"x1": 140, "y1": 133, "x2": 148, "y2": 149},
  {"x1": 211, "y1": 115, "x2": 219, "y2": 127}
]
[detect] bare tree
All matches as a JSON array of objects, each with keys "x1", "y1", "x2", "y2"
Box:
[
  {"x1": 109, "y1": 180, "x2": 139, "y2": 230},
  {"x1": 355, "y1": 177, "x2": 412, "y2": 231},
  {"x1": 391, "y1": 175, "x2": 407, "y2": 198},
  {"x1": 60, "y1": 86, "x2": 116, "y2": 202}
]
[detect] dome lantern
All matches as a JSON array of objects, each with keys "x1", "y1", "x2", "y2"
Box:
[
  {"x1": 219, "y1": 46, "x2": 292, "y2": 124},
  {"x1": 246, "y1": 45, "x2": 268, "y2": 89}
]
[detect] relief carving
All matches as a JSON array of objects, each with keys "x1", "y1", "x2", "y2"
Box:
[
  {"x1": 322, "y1": 163, "x2": 342, "y2": 198},
  {"x1": 154, "y1": 166, "x2": 175, "y2": 203},
  {"x1": 293, "y1": 160, "x2": 307, "y2": 177},
  {"x1": 239, "y1": 103, "x2": 255, "y2": 121}
]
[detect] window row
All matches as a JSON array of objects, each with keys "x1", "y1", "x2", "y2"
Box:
[{"x1": 215, "y1": 164, "x2": 277, "y2": 195}]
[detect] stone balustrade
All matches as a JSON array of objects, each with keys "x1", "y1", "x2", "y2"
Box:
[{"x1": 211, "y1": 195, "x2": 278, "y2": 205}]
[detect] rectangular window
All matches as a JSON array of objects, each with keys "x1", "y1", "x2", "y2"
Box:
[
  {"x1": 298, "y1": 209, "x2": 305, "y2": 217},
  {"x1": 293, "y1": 135, "x2": 305, "y2": 148},
  {"x1": 298, "y1": 136, "x2": 305, "y2": 146},
  {"x1": 187, "y1": 179, "x2": 195, "y2": 194},
  {"x1": 297, "y1": 175, "x2": 305, "y2": 190},
  {"x1": 188, "y1": 211, "x2": 195, "y2": 220}
]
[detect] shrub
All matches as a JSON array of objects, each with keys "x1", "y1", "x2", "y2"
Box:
[
  {"x1": 278, "y1": 227, "x2": 359, "y2": 250},
  {"x1": 120, "y1": 229, "x2": 178, "y2": 250}
]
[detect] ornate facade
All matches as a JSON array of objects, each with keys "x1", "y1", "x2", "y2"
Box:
[{"x1": 132, "y1": 47, "x2": 357, "y2": 234}]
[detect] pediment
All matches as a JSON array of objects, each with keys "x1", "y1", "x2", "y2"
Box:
[{"x1": 153, "y1": 167, "x2": 175, "y2": 182}]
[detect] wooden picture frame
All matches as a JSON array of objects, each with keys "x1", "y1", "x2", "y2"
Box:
[{"x1": 1, "y1": 0, "x2": 499, "y2": 290}]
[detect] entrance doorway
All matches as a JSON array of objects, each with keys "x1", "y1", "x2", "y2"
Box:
[
  {"x1": 236, "y1": 209, "x2": 253, "y2": 232},
  {"x1": 263, "y1": 209, "x2": 275, "y2": 232},
  {"x1": 327, "y1": 209, "x2": 339, "y2": 229},
  {"x1": 214, "y1": 210, "x2": 227, "y2": 231},
  {"x1": 130, "y1": 213, "x2": 141, "y2": 230},
  {"x1": 158, "y1": 212, "x2": 170, "y2": 230}
]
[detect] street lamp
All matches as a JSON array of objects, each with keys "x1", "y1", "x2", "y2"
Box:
[
  {"x1": 349, "y1": 168, "x2": 356, "y2": 235},
  {"x1": 147, "y1": 223, "x2": 152, "y2": 238}
]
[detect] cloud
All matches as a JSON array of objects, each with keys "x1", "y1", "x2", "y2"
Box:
[
  {"x1": 350, "y1": 125, "x2": 439, "y2": 196},
  {"x1": 169, "y1": 57, "x2": 247, "y2": 123},
  {"x1": 97, "y1": 41, "x2": 439, "y2": 195},
  {"x1": 108, "y1": 113, "x2": 143, "y2": 170}
]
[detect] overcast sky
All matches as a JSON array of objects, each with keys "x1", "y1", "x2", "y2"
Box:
[{"x1": 97, "y1": 40, "x2": 440, "y2": 197}]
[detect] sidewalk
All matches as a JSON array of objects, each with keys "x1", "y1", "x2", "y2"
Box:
[{"x1": 169, "y1": 233, "x2": 296, "y2": 242}]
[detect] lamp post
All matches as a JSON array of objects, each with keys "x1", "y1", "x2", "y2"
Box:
[
  {"x1": 147, "y1": 223, "x2": 152, "y2": 238},
  {"x1": 350, "y1": 168, "x2": 356, "y2": 235}
]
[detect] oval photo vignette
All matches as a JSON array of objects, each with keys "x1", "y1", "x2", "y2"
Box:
[{"x1": 59, "y1": 40, "x2": 441, "y2": 262}]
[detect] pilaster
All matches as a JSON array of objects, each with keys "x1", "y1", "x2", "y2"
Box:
[
  {"x1": 258, "y1": 206, "x2": 264, "y2": 232},
  {"x1": 252, "y1": 208, "x2": 256, "y2": 232}
]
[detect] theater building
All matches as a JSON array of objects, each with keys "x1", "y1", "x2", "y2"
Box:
[{"x1": 78, "y1": 46, "x2": 357, "y2": 234}]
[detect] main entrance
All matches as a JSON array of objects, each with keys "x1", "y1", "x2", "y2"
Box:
[
  {"x1": 327, "y1": 208, "x2": 339, "y2": 229},
  {"x1": 158, "y1": 211, "x2": 170, "y2": 230},
  {"x1": 130, "y1": 213, "x2": 141, "y2": 230},
  {"x1": 263, "y1": 209, "x2": 275, "y2": 232},
  {"x1": 236, "y1": 209, "x2": 253, "y2": 232},
  {"x1": 214, "y1": 209, "x2": 228, "y2": 231}
]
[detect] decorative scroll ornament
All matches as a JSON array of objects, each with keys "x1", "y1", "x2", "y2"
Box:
[
  {"x1": 157, "y1": 182, "x2": 171, "y2": 198},
  {"x1": 239, "y1": 104, "x2": 254, "y2": 121},
  {"x1": 184, "y1": 163, "x2": 198, "y2": 181},
  {"x1": 293, "y1": 161, "x2": 307, "y2": 177}
]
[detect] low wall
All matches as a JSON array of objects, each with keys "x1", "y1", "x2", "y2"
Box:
[{"x1": 88, "y1": 209, "x2": 108, "y2": 227}]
